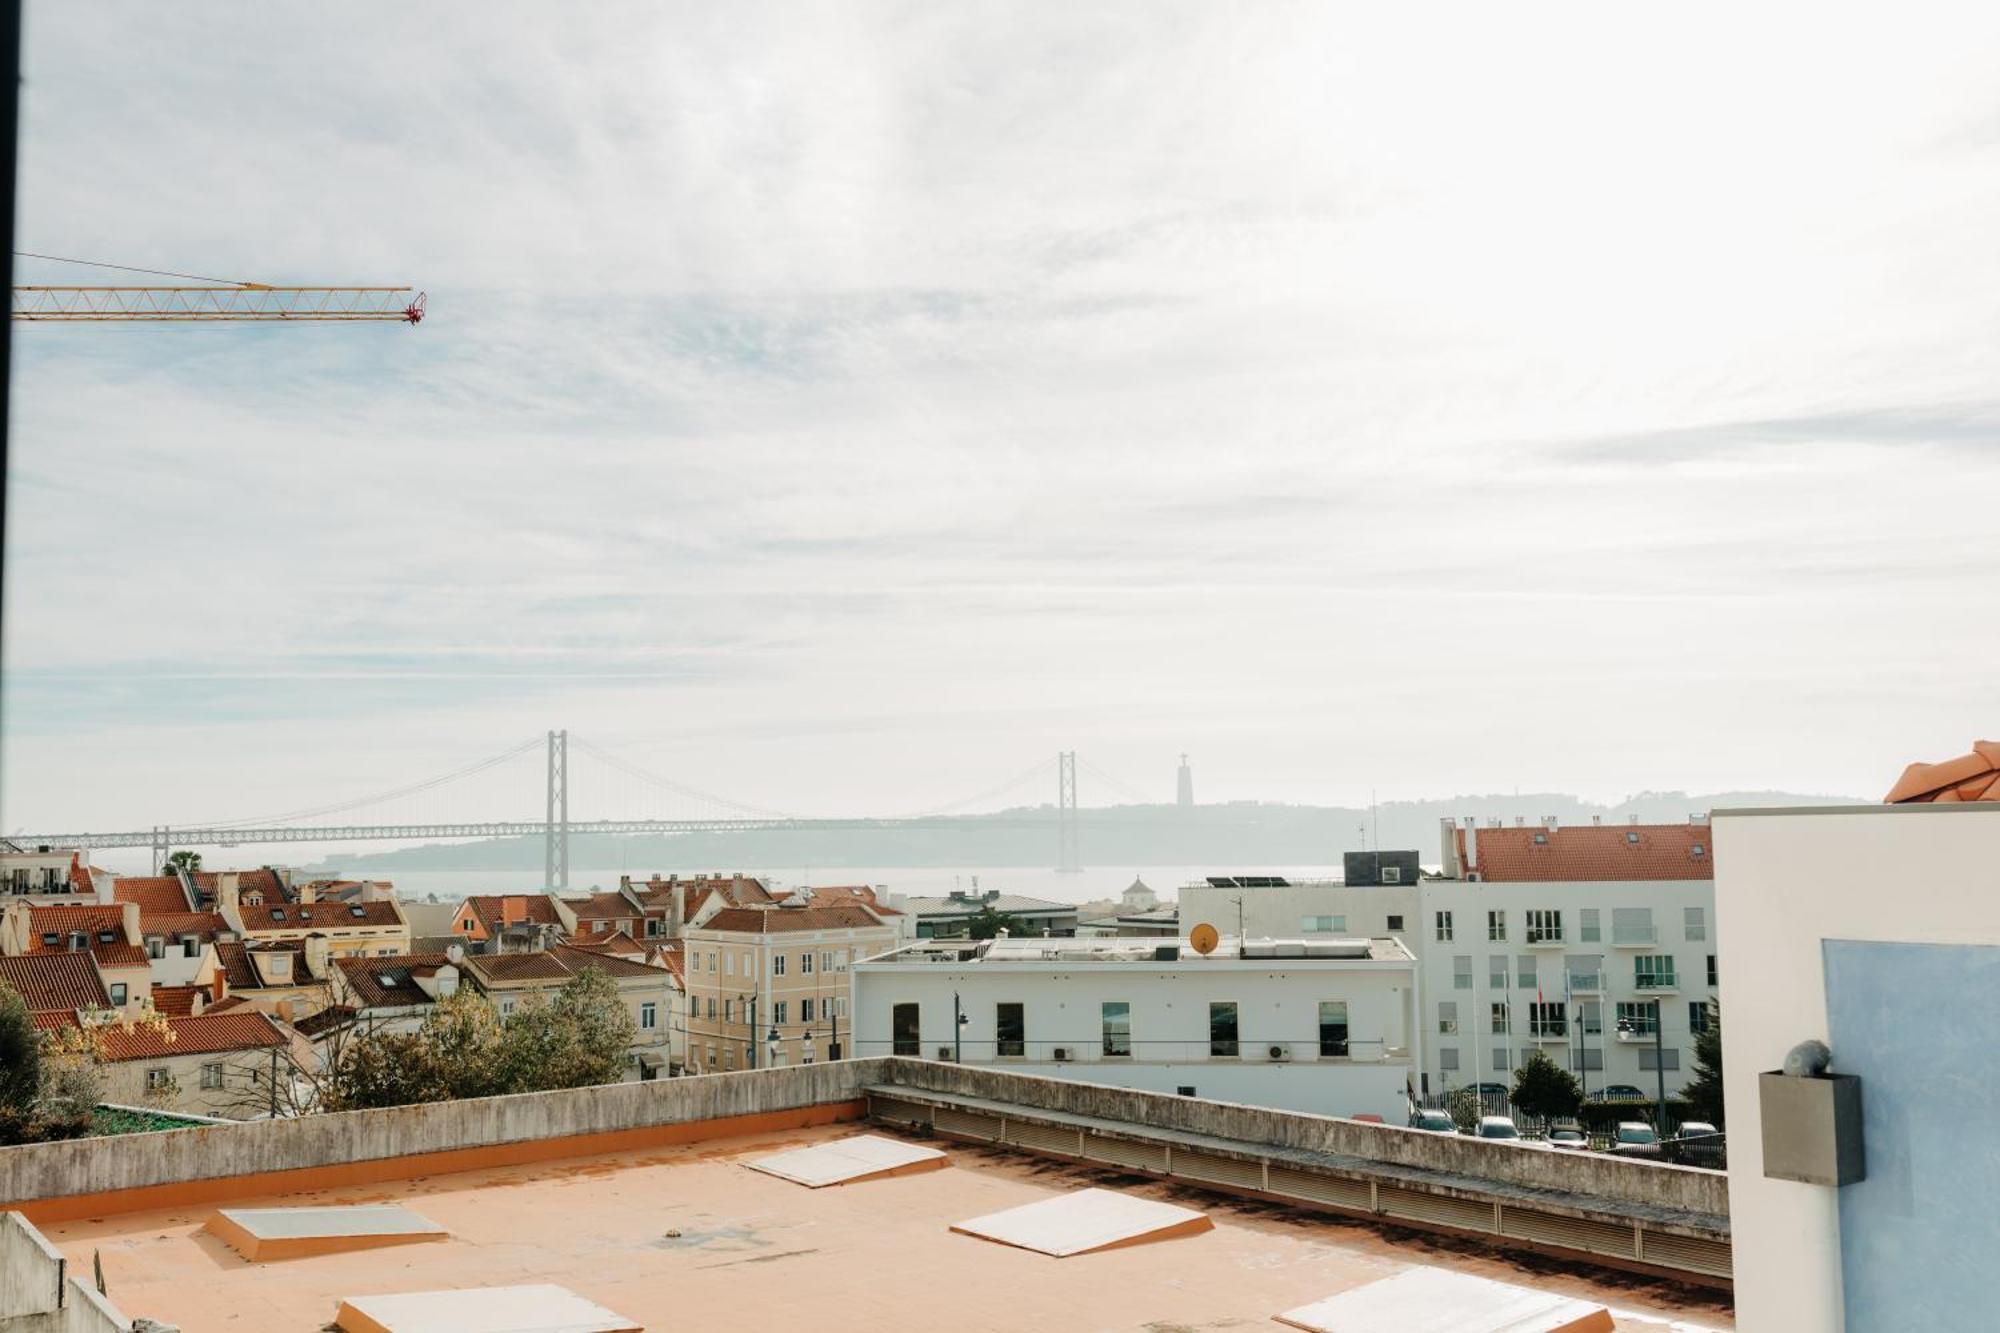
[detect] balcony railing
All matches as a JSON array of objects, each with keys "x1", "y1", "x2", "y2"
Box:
[
  {"x1": 1566, "y1": 972, "x2": 1603, "y2": 992},
  {"x1": 1612, "y1": 925, "x2": 1659, "y2": 946},
  {"x1": 1528, "y1": 1021, "x2": 1568, "y2": 1040},
  {"x1": 1614, "y1": 1025, "x2": 1658, "y2": 1043},
  {"x1": 1634, "y1": 972, "x2": 1679, "y2": 991},
  {"x1": 1525, "y1": 929, "x2": 1566, "y2": 947}
]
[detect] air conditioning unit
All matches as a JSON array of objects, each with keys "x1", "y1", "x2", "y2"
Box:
[
  {"x1": 1268, "y1": 1044, "x2": 1291, "y2": 1062},
  {"x1": 936, "y1": 1046, "x2": 954, "y2": 1062},
  {"x1": 1439, "y1": 1020, "x2": 1459, "y2": 1035},
  {"x1": 1380, "y1": 865, "x2": 1403, "y2": 884},
  {"x1": 1051, "y1": 1047, "x2": 1073, "y2": 1062}
]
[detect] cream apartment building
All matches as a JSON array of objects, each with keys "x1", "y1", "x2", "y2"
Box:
[{"x1": 680, "y1": 897, "x2": 898, "y2": 1073}]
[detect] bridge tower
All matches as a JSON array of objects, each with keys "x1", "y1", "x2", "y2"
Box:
[
  {"x1": 545, "y1": 729, "x2": 570, "y2": 891},
  {"x1": 1056, "y1": 751, "x2": 1082, "y2": 873}
]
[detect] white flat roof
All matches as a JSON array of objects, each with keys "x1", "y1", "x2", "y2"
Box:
[
  {"x1": 746, "y1": 1133, "x2": 947, "y2": 1187},
  {"x1": 214, "y1": 1204, "x2": 445, "y2": 1241},
  {"x1": 1275, "y1": 1268, "x2": 1613, "y2": 1333},
  {"x1": 950, "y1": 1186, "x2": 1212, "y2": 1257}
]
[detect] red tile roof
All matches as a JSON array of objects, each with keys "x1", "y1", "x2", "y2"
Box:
[
  {"x1": 334, "y1": 953, "x2": 455, "y2": 1008},
  {"x1": 114, "y1": 877, "x2": 194, "y2": 913},
  {"x1": 20, "y1": 904, "x2": 129, "y2": 948},
  {"x1": 150, "y1": 985, "x2": 207, "y2": 1017},
  {"x1": 235, "y1": 899, "x2": 402, "y2": 931},
  {"x1": 204, "y1": 995, "x2": 253, "y2": 1014},
  {"x1": 698, "y1": 904, "x2": 892, "y2": 934},
  {"x1": 773, "y1": 885, "x2": 903, "y2": 916},
  {"x1": 91, "y1": 944, "x2": 151, "y2": 970},
  {"x1": 1886, "y1": 739, "x2": 2000, "y2": 803},
  {"x1": 193, "y1": 868, "x2": 288, "y2": 903},
  {"x1": 652, "y1": 940, "x2": 685, "y2": 983},
  {"x1": 93, "y1": 1010, "x2": 289, "y2": 1062},
  {"x1": 1456, "y1": 823, "x2": 1715, "y2": 882},
  {"x1": 0, "y1": 951, "x2": 112, "y2": 1013},
  {"x1": 466, "y1": 952, "x2": 575, "y2": 983},
  {"x1": 137, "y1": 911, "x2": 231, "y2": 942},
  {"x1": 462, "y1": 895, "x2": 565, "y2": 933},
  {"x1": 549, "y1": 944, "x2": 672, "y2": 980},
  {"x1": 569, "y1": 892, "x2": 639, "y2": 922},
  {"x1": 213, "y1": 941, "x2": 310, "y2": 990}
]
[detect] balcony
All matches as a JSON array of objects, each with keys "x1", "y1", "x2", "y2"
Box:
[
  {"x1": 1634, "y1": 973, "x2": 1679, "y2": 993},
  {"x1": 1614, "y1": 1025, "x2": 1659, "y2": 1044},
  {"x1": 1611, "y1": 925, "x2": 1659, "y2": 947},
  {"x1": 1525, "y1": 930, "x2": 1567, "y2": 949},
  {"x1": 1528, "y1": 1023, "x2": 1569, "y2": 1042},
  {"x1": 1566, "y1": 972, "x2": 1604, "y2": 993}
]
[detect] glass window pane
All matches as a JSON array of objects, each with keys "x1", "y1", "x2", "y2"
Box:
[
  {"x1": 1318, "y1": 1001, "x2": 1349, "y2": 1058},
  {"x1": 1101, "y1": 1001, "x2": 1131, "y2": 1057},
  {"x1": 1209, "y1": 1001, "x2": 1239, "y2": 1057},
  {"x1": 996, "y1": 1002, "x2": 1025, "y2": 1057}
]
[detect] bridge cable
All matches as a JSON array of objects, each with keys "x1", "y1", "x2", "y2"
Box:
[
  {"x1": 568, "y1": 736, "x2": 799, "y2": 821},
  {"x1": 174, "y1": 736, "x2": 546, "y2": 830}
]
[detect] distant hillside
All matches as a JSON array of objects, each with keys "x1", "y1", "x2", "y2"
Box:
[{"x1": 308, "y1": 789, "x2": 1865, "y2": 871}]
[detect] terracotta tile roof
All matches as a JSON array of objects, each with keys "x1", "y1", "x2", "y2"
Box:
[
  {"x1": 698, "y1": 904, "x2": 892, "y2": 934},
  {"x1": 773, "y1": 885, "x2": 904, "y2": 916},
  {"x1": 31, "y1": 1009, "x2": 80, "y2": 1032},
  {"x1": 569, "y1": 892, "x2": 639, "y2": 922},
  {"x1": 235, "y1": 899, "x2": 402, "y2": 931},
  {"x1": 137, "y1": 911, "x2": 231, "y2": 942},
  {"x1": 214, "y1": 941, "x2": 310, "y2": 990},
  {"x1": 193, "y1": 868, "x2": 288, "y2": 903},
  {"x1": 1886, "y1": 739, "x2": 2000, "y2": 803},
  {"x1": 91, "y1": 944, "x2": 151, "y2": 970},
  {"x1": 204, "y1": 995, "x2": 252, "y2": 1014},
  {"x1": 114, "y1": 877, "x2": 194, "y2": 913},
  {"x1": 466, "y1": 952, "x2": 575, "y2": 983},
  {"x1": 20, "y1": 904, "x2": 129, "y2": 949},
  {"x1": 652, "y1": 940, "x2": 685, "y2": 983},
  {"x1": 463, "y1": 895, "x2": 564, "y2": 932},
  {"x1": 566, "y1": 930, "x2": 649, "y2": 957},
  {"x1": 294, "y1": 1004, "x2": 358, "y2": 1038},
  {"x1": 1456, "y1": 823, "x2": 1715, "y2": 882},
  {"x1": 333, "y1": 953, "x2": 454, "y2": 1009},
  {"x1": 550, "y1": 944, "x2": 670, "y2": 980},
  {"x1": 150, "y1": 985, "x2": 207, "y2": 1017},
  {"x1": 94, "y1": 1010, "x2": 288, "y2": 1062},
  {"x1": 0, "y1": 951, "x2": 112, "y2": 1013}
]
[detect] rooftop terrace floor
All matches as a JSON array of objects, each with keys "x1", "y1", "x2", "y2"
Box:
[{"x1": 48, "y1": 1123, "x2": 1735, "y2": 1331}]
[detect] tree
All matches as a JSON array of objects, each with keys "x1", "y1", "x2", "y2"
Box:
[
  {"x1": 499, "y1": 966, "x2": 633, "y2": 1092},
  {"x1": 0, "y1": 983, "x2": 40, "y2": 1117},
  {"x1": 165, "y1": 850, "x2": 202, "y2": 875},
  {"x1": 965, "y1": 906, "x2": 1032, "y2": 940},
  {"x1": 1510, "y1": 1048, "x2": 1584, "y2": 1121},
  {"x1": 1444, "y1": 1085, "x2": 1482, "y2": 1133},
  {"x1": 1683, "y1": 1000, "x2": 1725, "y2": 1126}
]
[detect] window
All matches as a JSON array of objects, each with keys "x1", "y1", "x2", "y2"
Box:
[
  {"x1": 773, "y1": 954, "x2": 786, "y2": 976},
  {"x1": 689, "y1": 952, "x2": 700, "y2": 972},
  {"x1": 1381, "y1": 865, "x2": 1403, "y2": 884},
  {"x1": 1612, "y1": 907, "x2": 1656, "y2": 945},
  {"x1": 724, "y1": 953, "x2": 734, "y2": 975},
  {"x1": 1615, "y1": 1001, "x2": 1658, "y2": 1035},
  {"x1": 1639, "y1": 1048, "x2": 1681, "y2": 1072},
  {"x1": 1526, "y1": 909, "x2": 1563, "y2": 944},
  {"x1": 772, "y1": 1000, "x2": 788, "y2": 1024},
  {"x1": 801, "y1": 951, "x2": 814, "y2": 973},
  {"x1": 1453, "y1": 955, "x2": 1472, "y2": 990},
  {"x1": 892, "y1": 1003, "x2": 921, "y2": 1056},
  {"x1": 1435, "y1": 911, "x2": 1454, "y2": 942},
  {"x1": 723, "y1": 999, "x2": 733, "y2": 1022},
  {"x1": 1438, "y1": 1047, "x2": 1460, "y2": 1071},
  {"x1": 834, "y1": 997, "x2": 846, "y2": 1019},
  {"x1": 145, "y1": 1067, "x2": 171, "y2": 1091},
  {"x1": 1566, "y1": 953, "x2": 1603, "y2": 991},
  {"x1": 1577, "y1": 1047, "x2": 1604, "y2": 1071},
  {"x1": 271, "y1": 907, "x2": 286, "y2": 921},
  {"x1": 1626, "y1": 830, "x2": 1640, "y2": 844},
  {"x1": 1533, "y1": 830, "x2": 1548, "y2": 844},
  {"x1": 38, "y1": 932, "x2": 56, "y2": 947},
  {"x1": 646, "y1": 919, "x2": 661, "y2": 937},
  {"x1": 1579, "y1": 908, "x2": 1601, "y2": 942},
  {"x1": 706, "y1": 1043, "x2": 718, "y2": 1071},
  {"x1": 996, "y1": 1002, "x2": 1025, "y2": 1057},
  {"x1": 1437, "y1": 1001, "x2": 1458, "y2": 1035},
  {"x1": 1684, "y1": 906, "x2": 1706, "y2": 941},
  {"x1": 1300, "y1": 914, "x2": 1346, "y2": 934},
  {"x1": 1487, "y1": 910, "x2": 1507, "y2": 942},
  {"x1": 1634, "y1": 955, "x2": 1677, "y2": 989},
  {"x1": 1488, "y1": 955, "x2": 1507, "y2": 989},
  {"x1": 640, "y1": 1002, "x2": 657, "y2": 1030},
  {"x1": 109, "y1": 983, "x2": 128, "y2": 1005},
  {"x1": 503, "y1": 999, "x2": 517, "y2": 1017},
  {"x1": 1209, "y1": 1001, "x2": 1239, "y2": 1057},
  {"x1": 200, "y1": 1062, "x2": 223, "y2": 1090},
  {"x1": 1707, "y1": 954, "x2": 1718, "y2": 987},
  {"x1": 1490, "y1": 1001, "x2": 1511, "y2": 1034},
  {"x1": 1101, "y1": 1001, "x2": 1132, "y2": 1057},
  {"x1": 1516, "y1": 954, "x2": 1536, "y2": 989},
  {"x1": 1318, "y1": 1001, "x2": 1349, "y2": 1058},
  {"x1": 821, "y1": 951, "x2": 835, "y2": 972},
  {"x1": 1579, "y1": 1000, "x2": 1602, "y2": 1034},
  {"x1": 1529, "y1": 1001, "x2": 1566, "y2": 1037},
  {"x1": 706, "y1": 997, "x2": 716, "y2": 1020},
  {"x1": 1688, "y1": 1001, "x2": 1713, "y2": 1034},
  {"x1": 1492, "y1": 1046, "x2": 1512, "y2": 1071},
  {"x1": 1386, "y1": 914, "x2": 1404, "y2": 931},
  {"x1": 146, "y1": 937, "x2": 165, "y2": 959}
]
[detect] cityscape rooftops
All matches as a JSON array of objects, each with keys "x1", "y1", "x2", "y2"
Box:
[
  {"x1": 0, "y1": 950, "x2": 113, "y2": 1014},
  {"x1": 1886, "y1": 738, "x2": 2000, "y2": 803},
  {"x1": 697, "y1": 903, "x2": 891, "y2": 934},
  {"x1": 864, "y1": 935, "x2": 1413, "y2": 966},
  {"x1": 332, "y1": 953, "x2": 457, "y2": 1008},
  {"x1": 112, "y1": 876, "x2": 195, "y2": 913},
  {"x1": 90, "y1": 1009, "x2": 291, "y2": 1062}
]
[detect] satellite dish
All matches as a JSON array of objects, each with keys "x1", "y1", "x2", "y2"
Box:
[{"x1": 1189, "y1": 923, "x2": 1219, "y2": 955}]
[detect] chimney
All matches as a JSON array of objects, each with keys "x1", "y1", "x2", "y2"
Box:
[
  {"x1": 218, "y1": 872, "x2": 241, "y2": 911},
  {"x1": 1439, "y1": 818, "x2": 1461, "y2": 877},
  {"x1": 502, "y1": 897, "x2": 524, "y2": 926},
  {"x1": 669, "y1": 881, "x2": 686, "y2": 936},
  {"x1": 211, "y1": 970, "x2": 227, "y2": 1003},
  {"x1": 1464, "y1": 821, "x2": 1479, "y2": 874},
  {"x1": 436, "y1": 963, "x2": 460, "y2": 998},
  {"x1": 446, "y1": 943, "x2": 465, "y2": 965},
  {"x1": 297, "y1": 881, "x2": 316, "y2": 905},
  {"x1": 302, "y1": 935, "x2": 331, "y2": 979},
  {"x1": 120, "y1": 901, "x2": 141, "y2": 943},
  {"x1": 1592, "y1": 815, "x2": 1602, "y2": 825},
  {"x1": 1543, "y1": 815, "x2": 1558, "y2": 830}
]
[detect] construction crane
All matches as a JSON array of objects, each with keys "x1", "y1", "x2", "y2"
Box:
[{"x1": 9, "y1": 251, "x2": 425, "y2": 323}]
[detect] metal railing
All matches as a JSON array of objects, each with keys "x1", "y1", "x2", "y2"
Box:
[{"x1": 858, "y1": 1036, "x2": 1399, "y2": 1064}]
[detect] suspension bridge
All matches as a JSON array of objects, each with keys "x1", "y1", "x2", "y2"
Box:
[{"x1": 10, "y1": 732, "x2": 1172, "y2": 885}]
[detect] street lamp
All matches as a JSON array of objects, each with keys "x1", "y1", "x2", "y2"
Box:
[
  {"x1": 767, "y1": 1025, "x2": 782, "y2": 1068},
  {"x1": 801, "y1": 1029, "x2": 816, "y2": 1065}
]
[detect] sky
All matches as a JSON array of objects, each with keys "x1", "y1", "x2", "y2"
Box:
[{"x1": 4, "y1": 2, "x2": 1998, "y2": 839}]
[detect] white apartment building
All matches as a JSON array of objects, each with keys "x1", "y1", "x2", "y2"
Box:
[
  {"x1": 1178, "y1": 826, "x2": 1718, "y2": 1101},
  {"x1": 851, "y1": 934, "x2": 1420, "y2": 1121}
]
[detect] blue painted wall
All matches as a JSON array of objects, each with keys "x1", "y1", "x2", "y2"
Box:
[{"x1": 1823, "y1": 939, "x2": 2000, "y2": 1333}]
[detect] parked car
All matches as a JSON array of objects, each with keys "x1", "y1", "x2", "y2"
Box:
[
  {"x1": 1607, "y1": 1121, "x2": 1663, "y2": 1158},
  {"x1": 1472, "y1": 1082, "x2": 1510, "y2": 1099},
  {"x1": 1674, "y1": 1121, "x2": 1725, "y2": 1168},
  {"x1": 1473, "y1": 1115, "x2": 1552, "y2": 1148},
  {"x1": 1598, "y1": 1085, "x2": 1647, "y2": 1102},
  {"x1": 1546, "y1": 1128, "x2": 1590, "y2": 1151},
  {"x1": 1409, "y1": 1109, "x2": 1457, "y2": 1134}
]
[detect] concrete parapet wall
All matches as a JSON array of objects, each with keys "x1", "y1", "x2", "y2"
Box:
[
  {"x1": 878, "y1": 1059, "x2": 1729, "y2": 1220},
  {"x1": 2, "y1": 1211, "x2": 135, "y2": 1332},
  {"x1": 0, "y1": 1060, "x2": 888, "y2": 1217}
]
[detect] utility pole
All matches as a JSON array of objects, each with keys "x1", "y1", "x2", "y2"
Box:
[
  {"x1": 745, "y1": 992, "x2": 759, "y2": 1069},
  {"x1": 544, "y1": 730, "x2": 569, "y2": 891},
  {"x1": 1652, "y1": 998, "x2": 1669, "y2": 1133},
  {"x1": 268, "y1": 1048, "x2": 279, "y2": 1119},
  {"x1": 953, "y1": 990, "x2": 963, "y2": 1064},
  {"x1": 1056, "y1": 752, "x2": 1081, "y2": 873}
]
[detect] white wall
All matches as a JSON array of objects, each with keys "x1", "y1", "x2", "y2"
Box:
[
  {"x1": 852, "y1": 958, "x2": 1418, "y2": 1121},
  {"x1": 1714, "y1": 804, "x2": 2000, "y2": 1333}
]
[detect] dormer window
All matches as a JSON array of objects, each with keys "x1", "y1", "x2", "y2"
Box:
[
  {"x1": 69, "y1": 931, "x2": 87, "y2": 950},
  {"x1": 1626, "y1": 831, "x2": 1640, "y2": 844},
  {"x1": 1691, "y1": 843, "x2": 1706, "y2": 856},
  {"x1": 97, "y1": 929, "x2": 116, "y2": 944},
  {"x1": 350, "y1": 905, "x2": 367, "y2": 918},
  {"x1": 271, "y1": 907, "x2": 287, "y2": 921},
  {"x1": 39, "y1": 932, "x2": 58, "y2": 947},
  {"x1": 1532, "y1": 832, "x2": 1548, "y2": 844}
]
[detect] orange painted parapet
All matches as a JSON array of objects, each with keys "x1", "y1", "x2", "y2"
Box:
[{"x1": 1885, "y1": 739, "x2": 2000, "y2": 803}]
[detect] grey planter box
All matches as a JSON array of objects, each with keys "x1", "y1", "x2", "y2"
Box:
[{"x1": 1759, "y1": 1071, "x2": 1865, "y2": 1186}]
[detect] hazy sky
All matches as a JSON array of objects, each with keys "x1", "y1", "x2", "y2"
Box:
[{"x1": 4, "y1": 3, "x2": 1998, "y2": 837}]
